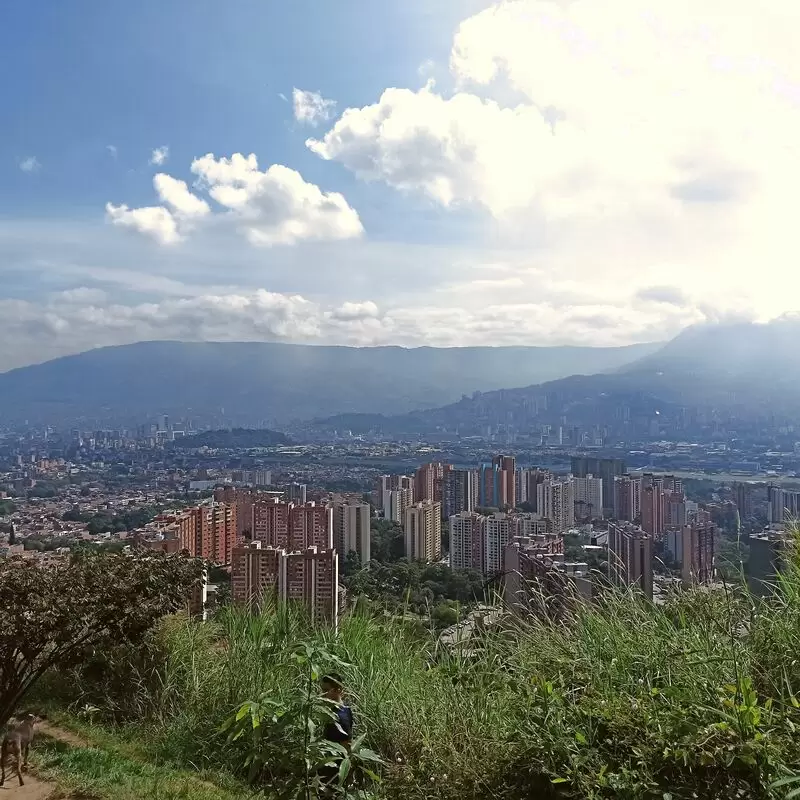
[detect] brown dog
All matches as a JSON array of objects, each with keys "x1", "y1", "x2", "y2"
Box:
[{"x1": 0, "y1": 713, "x2": 39, "y2": 787}]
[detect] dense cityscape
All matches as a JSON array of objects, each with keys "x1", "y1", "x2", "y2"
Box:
[{"x1": 2, "y1": 417, "x2": 796, "y2": 636}]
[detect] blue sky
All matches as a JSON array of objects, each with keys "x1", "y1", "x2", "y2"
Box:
[{"x1": 1, "y1": 0, "x2": 798, "y2": 370}]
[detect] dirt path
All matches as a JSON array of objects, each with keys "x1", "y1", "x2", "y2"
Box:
[
  {"x1": 0, "y1": 773, "x2": 56, "y2": 800},
  {"x1": 0, "y1": 719, "x2": 92, "y2": 800}
]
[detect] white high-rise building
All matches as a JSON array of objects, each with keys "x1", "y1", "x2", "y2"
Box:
[
  {"x1": 404, "y1": 501, "x2": 442, "y2": 562},
  {"x1": 537, "y1": 477, "x2": 575, "y2": 534},
  {"x1": 382, "y1": 487, "x2": 413, "y2": 523},
  {"x1": 449, "y1": 512, "x2": 484, "y2": 571},
  {"x1": 573, "y1": 474, "x2": 603, "y2": 520},
  {"x1": 484, "y1": 513, "x2": 515, "y2": 575},
  {"x1": 333, "y1": 502, "x2": 371, "y2": 565}
]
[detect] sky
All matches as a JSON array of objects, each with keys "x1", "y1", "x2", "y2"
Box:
[{"x1": 2, "y1": 0, "x2": 800, "y2": 371}]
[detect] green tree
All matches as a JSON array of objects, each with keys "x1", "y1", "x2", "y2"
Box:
[{"x1": 0, "y1": 551, "x2": 203, "y2": 728}]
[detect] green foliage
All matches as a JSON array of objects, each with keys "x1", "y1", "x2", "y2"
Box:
[
  {"x1": 343, "y1": 560, "x2": 485, "y2": 617},
  {"x1": 63, "y1": 506, "x2": 159, "y2": 533},
  {"x1": 33, "y1": 732, "x2": 246, "y2": 800},
  {"x1": 370, "y1": 519, "x2": 405, "y2": 563},
  {"x1": 0, "y1": 499, "x2": 15, "y2": 517},
  {"x1": 171, "y1": 428, "x2": 291, "y2": 449},
  {"x1": 222, "y1": 640, "x2": 383, "y2": 798},
  {"x1": 29, "y1": 530, "x2": 800, "y2": 799},
  {"x1": 28, "y1": 484, "x2": 58, "y2": 498},
  {"x1": 0, "y1": 551, "x2": 203, "y2": 728}
]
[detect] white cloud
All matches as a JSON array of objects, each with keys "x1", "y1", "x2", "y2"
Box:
[
  {"x1": 19, "y1": 156, "x2": 41, "y2": 173},
  {"x1": 105, "y1": 203, "x2": 180, "y2": 245},
  {"x1": 150, "y1": 146, "x2": 169, "y2": 166},
  {"x1": 190, "y1": 153, "x2": 363, "y2": 245},
  {"x1": 153, "y1": 173, "x2": 210, "y2": 218},
  {"x1": 292, "y1": 89, "x2": 336, "y2": 126},
  {"x1": 105, "y1": 153, "x2": 362, "y2": 247},
  {"x1": 303, "y1": 0, "x2": 800, "y2": 332},
  {"x1": 106, "y1": 145, "x2": 118, "y2": 159}
]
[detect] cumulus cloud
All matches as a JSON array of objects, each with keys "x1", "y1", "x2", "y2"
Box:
[
  {"x1": 19, "y1": 156, "x2": 41, "y2": 173},
  {"x1": 153, "y1": 173, "x2": 210, "y2": 218},
  {"x1": 308, "y1": 0, "x2": 800, "y2": 235},
  {"x1": 636, "y1": 286, "x2": 691, "y2": 307},
  {"x1": 105, "y1": 153, "x2": 363, "y2": 247},
  {"x1": 150, "y1": 146, "x2": 169, "y2": 166},
  {"x1": 292, "y1": 89, "x2": 336, "y2": 126},
  {"x1": 105, "y1": 203, "x2": 180, "y2": 245}
]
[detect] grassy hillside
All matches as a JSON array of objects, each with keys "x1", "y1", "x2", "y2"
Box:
[{"x1": 33, "y1": 546, "x2": 800, "y2": 799}]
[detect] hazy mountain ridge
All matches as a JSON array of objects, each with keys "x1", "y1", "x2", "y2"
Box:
[
  {"x1": 0, "y1": 339, "x2": 660, "y2": 426},
  {"x1": 316, "y1": 320, "x2": 800, "y2": 434}
]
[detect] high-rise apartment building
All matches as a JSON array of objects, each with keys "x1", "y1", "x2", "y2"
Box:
[
  {"x1": 607, "y1": 521, "x2": 653, "y2": 600},
  {"x1": 537, "y1": 477, "x2": 575, "y2": 534},
  {"x1": 449, "y1": 512, "x2": 484, "y2": 572},
  {"x1": 232, "y1": 540, "x2": 284, "y2": 607},
  {"x1": 378, "y1": 474, "x2": 414, "y2": 498},
  {"x1": 404, "y1": 500, "x2": 442, "y2": 562},
  {"x1": 520, "y1": 468, "x2": 550, "y2": 513},
  {"x1": 382, "y1": 487, "x2": 413, "y2": 523},
  {"x1": 493, "y1": 455, "x2": 517, "y2": 508},
  {"x1": 767, "y1": 485, "x2": 800, "y2": 524},
  {"x1": 665, "y1": 522, "x2": 716, "y2": 585},
  {"x1": 415, "y1": 463, "x2": 446, "y2": 503},
  {"x1": 641, "y1": 474, "x2": 665, "y2": 536},
  {"x1": 333, "y1": 502, "x2": 371, "y2": 565},
  {"x1": 290, "y1": 503, "x2": 333, "y2": 551},
  {"x1": 483, "y1": 513, "x2": 516, "y2": 575},
  {"x1": 571, "y1": 457, "x2": 625, "y2": 511},
  {"x1": 232, "y1": 541, "x2": 338, "y2": 625},
  {"x1": 748, "y1": 530, "x2": 788, "y2": 597},
  {"x1": 199, "y1": 501, "x2": 238, "y2": 565},
  {"x1": 573, "y1": 474, "x2": 603, "y2": 521},
  {"x1": 170, "y1": 501, "x2": 238, "y2": 564},
  {"x1": 252, "y1": 501, "x2": 333, "y2": 551},
  {"x1": 613, "y1": 475, "x2": 641, "y2": 522},
  {"x1": 443, "y1": 469, "x2": 477, "y2": 519},
  {"x1": 286, "y1": 483, "x2": 308, "y2": 505},
  {"x1": 253, "y1": 499, "x2": 291, "y2": 547},
  {"x1": 479, "y1": 455, "x2": 516, "y2": 508},
  {"x1": 734, "y1": 483, "x2": 754, "y2": 520}
]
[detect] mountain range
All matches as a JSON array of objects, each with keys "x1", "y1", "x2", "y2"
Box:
[
  {"x1": 0, "y1": 339, "x2": 660, "y2": 426},
  {"x1": 2, "y1": 320, "x2": 796, "y2": 431},
  {"x1": 316, "y1": 319, "x2": 800, "y2": 435}
]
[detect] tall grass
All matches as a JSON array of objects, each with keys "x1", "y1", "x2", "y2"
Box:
[{"x1": 44, "y1": 539, "x2": 800, "y2": 799}]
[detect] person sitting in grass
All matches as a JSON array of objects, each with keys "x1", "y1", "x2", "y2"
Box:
[{"x1": 319, "y1": 673, "x2": 353, "y2": 794}]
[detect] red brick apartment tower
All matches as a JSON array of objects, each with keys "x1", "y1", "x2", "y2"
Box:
[
  {"x1": 284, "y1": 547, "x2": 339, "y2": 626},
  {"x1": 289, "y1": 503, "x2": 333, "y2": 551},
  {"x1": 215, "y1": 486, "x2": 256, "y2": 538},
  {"x1": 197, "y1": 502, "x2": 237, "y2": 564},
  {"x1": 253, "y1": 500, "x2": 291, "y2": 547},
  {"x1": 231, "y1": 542, "x2": 284, "y2": 607}
]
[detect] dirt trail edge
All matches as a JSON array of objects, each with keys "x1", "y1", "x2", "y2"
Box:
[{"x1": 0, "y1": 719, "x2": 89, "y2": 800}]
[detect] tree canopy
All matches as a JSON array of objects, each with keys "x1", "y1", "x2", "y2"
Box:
[{"x1": 0, "y1": 551, "x2": 203, "y2": 728}]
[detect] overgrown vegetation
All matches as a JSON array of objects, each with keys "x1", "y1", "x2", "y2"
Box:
[
  {"x1": 62, "y1": 505, "x2": 158, "y2": 533},
  {"x1": 21, "y1": 536, "x2": 800, "y2": 798},
  {"x1": 0, "y1": 551, "x2": 202, "y2": 729}
]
